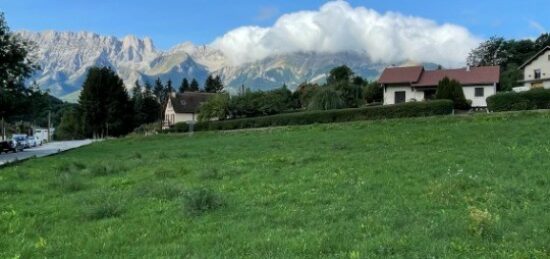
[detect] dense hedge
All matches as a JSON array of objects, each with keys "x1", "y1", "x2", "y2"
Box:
[
  {"x1": 487, "y1": 89, "x2": 550, "y2": 112},
  {"x1": 167, "y1": 100, "x2": 454, "y2": 133}
]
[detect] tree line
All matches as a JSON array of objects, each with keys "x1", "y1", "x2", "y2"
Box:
[
  {"x1": 468, "y1": 33, "x2": 550, "y2": 91},
  {"x1": 198, "y1": 65, "x2": 383, "y2": 122}
]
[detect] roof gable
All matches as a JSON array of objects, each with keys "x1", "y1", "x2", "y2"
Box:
[
  {"x1": 519, "y1": 46, "x2": 550, "y2": 69},
  {"x1": 169, "y1": 92, "x2": 214, "y2": 114},
  {"x1": 378, "y1": 66, "x2": 424, "y2": 84}
]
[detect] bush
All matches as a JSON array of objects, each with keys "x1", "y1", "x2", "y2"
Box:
[
  {"x1": 308, "y1": 87, "x2": 345, "y2": 110},
  {"x1": 436, "y1": 77, "x2": 471, "y2": 110},
  {"x1": 487, "y1": 89, "x2": 550, "y2": 112},
  {"x1": 183, "y1": 188, "x2": 225, "y2": 216},
  {"x1": 198, "y1": 93, "x2": 230, "y2": 122},
  {"x1": 169, "y1": 100, "x2": 453, "y2": 132}
]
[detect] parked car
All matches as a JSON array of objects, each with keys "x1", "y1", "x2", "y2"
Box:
[
  {"x1": 27, "y1": 136, "x2": 38, "y2": 148},
  {"x1": 0, "y1": 140, "x2": 23, "y2": 153},
  {"x1": 12, "y1": 134, "x2": 29, "y2": 149},
  {"x1": 0, "y1": 140, "x2": 18, "y2": 154}
]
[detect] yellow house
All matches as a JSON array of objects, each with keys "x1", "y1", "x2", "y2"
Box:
[{"x1": 163, "y1": 92, "x2": 214, "y2": 128}]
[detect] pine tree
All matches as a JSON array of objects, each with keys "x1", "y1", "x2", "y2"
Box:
[
  {"x1": 179, "y1": 78, "x2": 190, "y2": 93},
  {"x1": 166, "y1": 79, "x2": 173, "y2": 94},
  {"x1": 153, "y1": 77, "x2": 164, "y2": 102},
  {"x1": 79, "y1": 67, "x2": 133, "y2": 137},
  {"x1": 190, "y1": 78, "x2": 200, "y2": 92}
]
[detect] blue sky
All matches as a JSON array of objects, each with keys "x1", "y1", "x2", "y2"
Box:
[{"x1": 1, "y1": 0, "x2": 548, "y2": 50}]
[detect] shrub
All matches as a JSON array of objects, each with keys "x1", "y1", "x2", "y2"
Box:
[
  {"x1": 308, "y1": 87, "x2": 345, "y2": 110},
  {"x1": 364, "y1": 81, "x2": 383, "y2": 103},
  {"x1": 183, "y1": 188, "x2": 225, "y2": 216},
  {"x1": 436, "y1": 77, "x2": 471, "y2": 110},
  {"x1": 487, "y1": 89, "x2": 550, "y2": 112},
  {"x1": 169, "y1": 100, "x2": 453, "y2": 132},
  {"x1": 198, "y1": 93, "x2": 230, "y2": 122}
]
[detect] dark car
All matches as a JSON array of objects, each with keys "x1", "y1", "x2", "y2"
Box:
[{"x1": 0, "y1": 140, "x2": 18, "y2": 154}]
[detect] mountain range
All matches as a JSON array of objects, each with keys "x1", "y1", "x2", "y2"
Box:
[{"x1": 18, "y1": 31, "x2": 408, "y2": 102}]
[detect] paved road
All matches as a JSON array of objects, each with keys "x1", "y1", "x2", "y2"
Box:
[{"x1": 0, "y1": 140, "x2": 93, "y2": 166}]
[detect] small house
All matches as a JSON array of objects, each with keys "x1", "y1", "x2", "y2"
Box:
[
  {"x1": 379, "y1": 66, "x2": 500, "y2": 107},
  {"x1": 518, "y1": 46, "x2": 550, "y2": 90},
  {"x1": 163, "y1": 92, "x2": 214, "y2": 128}
]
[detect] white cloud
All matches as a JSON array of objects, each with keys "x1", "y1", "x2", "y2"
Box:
[
  {"x1": 528, "y1": 20, "x2": 546, "y2": 33},
  {"x1": 211, "y1": 0, "x2": 481, "y2": 67}
]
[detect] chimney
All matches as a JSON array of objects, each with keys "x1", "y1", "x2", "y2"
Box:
[{"x1": 466, "y1": 65, "x2": 471, "y2": 72}]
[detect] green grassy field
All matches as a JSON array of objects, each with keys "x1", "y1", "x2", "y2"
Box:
[{"x1": 1, "y1": 112, "x2": 549, "y2": 258}]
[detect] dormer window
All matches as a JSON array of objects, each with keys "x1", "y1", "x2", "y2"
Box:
[{"x1": 534, "y1": 69, "x2": 542, "y2": 79}]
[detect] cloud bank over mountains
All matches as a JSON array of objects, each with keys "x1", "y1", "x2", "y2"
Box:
[{"x1": 211, "y1": 1, "x2": 481, "y2": 67}]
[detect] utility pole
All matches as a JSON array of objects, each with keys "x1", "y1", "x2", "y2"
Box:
[
  {"x1": 1, "y1": 116, "x2": 5, "y2": 141},
  {"x1": 47, "y1": 110, "x2": 51, "y2": 143}
]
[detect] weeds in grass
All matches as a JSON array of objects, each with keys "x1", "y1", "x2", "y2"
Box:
[
  {"x1": 183, "y1": 188, "x2": 225, "y2": 216},
  {"x1": 468, "y1": 207, "x2": 499, "y2": 239},
  {"x1": 0, "y1": 183, "x2": 22, "y2": 194},
  {"x1": 88, "y1": 163, "x2": 127, "y2": 177},
  {"x1": 157, "y1": 151, "x2": 169, "y2": 159},
  {"x1": 199, "y1": 168, "x2": 223, "y2": 180},
  {"x1": 132, "y1": 152, "x2": 143, "y2": 159},
  {"x1": 82, "y1": 190, "x2": 125, "y2": 220},
  {"x1": 54, "y1": 172, "x2": 85, "y2": 193},
  {"x1": 136, "y1": 181, "x2": 183, "y2": 200}
]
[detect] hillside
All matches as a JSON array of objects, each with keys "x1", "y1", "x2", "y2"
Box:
[{"x1": 1, "y1": 112, "x2": 549, "y2": 257}]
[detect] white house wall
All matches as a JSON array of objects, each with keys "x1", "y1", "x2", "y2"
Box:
[
  {"x1": 384, "y1": 84, "x2": 496, "y2": 107},
  {"x1": 524, "y1": 49, "x2": 550, "y2": 84},
  {"x1": 384, "y1": 86, "x2": 424, "y2": 105},
  {"x1": 462, "y1": 84, "x2": 496, "y2": 107}
]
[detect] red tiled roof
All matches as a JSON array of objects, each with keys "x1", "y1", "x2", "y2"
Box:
[
  {"x1": 412, "y1": 66, "x2": 500, "y2": 87},
  {"x1": 379, "y1": 65, "x2": 500, "y2": 87},
  {"x1": 378, "y1": 66, "x2": 424, "y2": 84}
]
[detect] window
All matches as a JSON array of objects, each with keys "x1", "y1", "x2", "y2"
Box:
[
  {"x1": 475, "y1": 88, "x2": 484, "y2": 97},
  {"x1": 394, "y1": 91, "x2": 406, "y2": 104},
  {"x1": 534, "y1": 69, "x2": 542, "y2": 79},
  {"x1": 548, "y1": 55, "x2": 550, "y2": 61}
]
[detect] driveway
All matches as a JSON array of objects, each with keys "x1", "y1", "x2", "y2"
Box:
[{"x1": 0, "y1": 140, "x2": 93, "y2": 166}]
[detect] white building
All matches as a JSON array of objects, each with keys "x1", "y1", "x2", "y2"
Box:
[
  {"x1": 163, "y1": 92, "x2": 214, "y2": 129},
  {"x1": 379, "y1": 66, "x2": 500, "y2": 108},
  {"x1": 518, "y1": 46, "x2": 550, "y2": 90}
]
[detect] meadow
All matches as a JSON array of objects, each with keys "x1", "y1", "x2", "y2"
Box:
[{"x1": 0, "y1": 111, "x2": 549, "y2": 258}]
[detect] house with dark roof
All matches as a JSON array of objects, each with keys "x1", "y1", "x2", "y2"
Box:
[
  {"x1": 163, "y1": 92, "x2": 214, "y2": 128},
  {"x1": 518, "y1": 46, "x2": 550, "y2": 90},
  {"x1": 379, "y1": 65, "x2": 500, "y2": 107}
]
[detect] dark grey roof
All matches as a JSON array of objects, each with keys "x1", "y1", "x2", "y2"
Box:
[{"x1": 169, "y1": 92, "x2": 214, "y2": 114}]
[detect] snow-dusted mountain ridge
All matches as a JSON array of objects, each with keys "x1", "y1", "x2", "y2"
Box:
[{"x1": 18, "y1": 31, "x2": 388, "y2": 100}]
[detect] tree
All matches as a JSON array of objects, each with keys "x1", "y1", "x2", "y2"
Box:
[
  {"x1": 308, "y1": 87, "x2": 345, "y2": 111},
  {"x1": 132, "y1": 81, "x2": 146, "y2": 127},
  {"x1": 153, "y1": 77, "x2": 164, "y2": 103},
  {"x1": 435, "y1": 77, "x2": 470, "y2": 110},
  {"x1": 467, "y1": 36, "x2": 509, "y2": 67},
  {"x1": 294, "y1": 83, "x2": 320, "y2": 108},
  {"x1": 79, "y1": 67, "x2": 133, "y2": 137},
  {"x1": 179, "y1": 78, "x2": 190, "y2": 93},
  {"x1": 190, "y1": 78, "x2": 200, "y2": 92},
  {"x1": 55, "y1": 108, "x2": 84, "y2": 140},
  {"x1": 198, "y1": 93, "x2": 230, "y2": 122},
  {"x1": 204, "y1": 75, "x2": 224, "y2": 93},
  {"x1": 364, "y1": 81, "x2": 383, "y2": 103},
  {"x1": 334, "y1": 81, "x2": 364, "y2": 108},
  {"x1": 166, "y1": 79, "x2": 173, "y2": 94},
  {"x1": 0, "y1": 12, "x2": 38, "y2": 120},
  {"x1": 327, "y1": 65, "x2": 354, "y2": 84}
]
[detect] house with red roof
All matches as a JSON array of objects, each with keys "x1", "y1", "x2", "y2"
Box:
[
  {"x1": 379, "y1": 66, "x2": 500, "y2": 107},
  {"x1": 518, "y1": 46, "x2": 550, "y2": 90}
]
